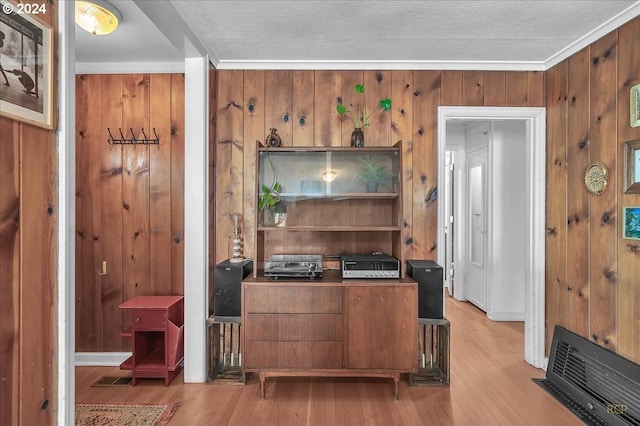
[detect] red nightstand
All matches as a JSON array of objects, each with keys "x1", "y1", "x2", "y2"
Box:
[{"x1": 119, "y1": 295, "x2": 184, "y2": 386}]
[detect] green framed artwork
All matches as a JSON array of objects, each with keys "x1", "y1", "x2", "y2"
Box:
[
  {"x1": 623, "y1": 207, "x2": 640, "y2": 240},
  {"x1": 632, "y1": 84, "x2": 640, "y2": 128}
]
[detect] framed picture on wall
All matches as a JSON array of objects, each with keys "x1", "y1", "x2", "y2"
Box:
[
  {"x1": 0, "y1": 0, "x2": 53, "y2": 129},
  {"x1": 623, "y1": 206, "x2": 640, "y2": 240},
  {"x1": 631, "y1": 84, "x2": 640, "y2": 128},
  {"x1": 624, "y1": 139, "x2": 640, "y2": 193}
]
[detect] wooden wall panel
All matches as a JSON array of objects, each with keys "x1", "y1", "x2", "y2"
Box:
[
  {"x1": 411, "y1": 71, "x2": 440, "y2": 259},
  {"x1": 265, "y1": 71, "x2": 293, "y2": 147},
  {"x1": 391, "y1": 71, "x2": 415, "y2": 265},
  {"x1": 314, "y1": 71, "x2": 341, "y2": 147},
  {"x1": 440, "y1": 71, "x2": 463, "y2": 105},
  {"x1": 588, "y1": 32, "x2": 618, "y2": 351},
  {"x1": 292, "y1": 71, "x2": 315, "y2": 146},
  {"x1": 364, "y1": 71, "x2": 392, "y2": 146},
  {"x1": 215, "y1": 69, "x2": 546, "y2": 278},
  {"x1": 565, "y1": 49, "x2": 590, "y2": 337},
  {"x1": 75, "y1": 73, "x2": 185, "y2": 352},
  {"x1": 483, "y1": 72, "x2": 506, "y2": 106},
  {"x1": 0, "y1": 2, "x2": 57, "y2": 423},
  {"x1": 243, "y1": 70, "x2": 265, "y2": 266},
  {"x1": 505, "y1": 72, "x2": 529, "y2": 106},
  {"x1": 543, "y1": 16, "x2": 640, "y2": 362},
  {"x1": 616, "y1": 17, "x2": 640, "y2": 362},
  {"x1": 19, "y1": 125, "x2": 56, "y2": 426},
  {"x1": 171, "y1": 74, "x2": 185, "y2": 296},
  {"x1": 215, "y1": 71, "x2": 245, "y2": 263},
  {"x1": 462, "y1": 71, "x2": 484, "y2": 105},
  {"x1": 98, "y1": 75, "x2": 125, "y2": 350},
  {"x1": 0, "y1": 117, "x2": 20, "y2": 426},
  {"x1": 544, "y1": 63, "x2": 568, "y2": 351},
  {"x1": 122, "y1": 75, "x2": 151, "y2": 299},
  {"x1": 149, "y1": 74, "x2": 173, "y2": 295},
  {"x1": 75, "y1": 75, "x2": 102, "y2": 350},
  {"x1": 527, "y1": 72, "x2": 545, "y2": 106}
]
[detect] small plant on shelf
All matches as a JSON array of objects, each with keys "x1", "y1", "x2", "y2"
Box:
[
  {"x1": 354, "y1": 155, "x2": 395, "y2": 193},
  {"x1": 336, "y1": 84, "x2": 392, "y2": 129}
]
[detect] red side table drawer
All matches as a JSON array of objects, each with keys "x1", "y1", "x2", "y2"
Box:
[{"x1": 132, "y1": 309, "x2": 166, "y2": 330}]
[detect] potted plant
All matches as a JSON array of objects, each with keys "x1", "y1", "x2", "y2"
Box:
[
  {"x1": 336, "y1": 84, "x2": 392, "y2": 147},
  {"x1": 258, "y1": 148, "x2": 286, "y2": 226},
  {"x1": 354, "y1": 155, "x2": 395, "y2": 193}
]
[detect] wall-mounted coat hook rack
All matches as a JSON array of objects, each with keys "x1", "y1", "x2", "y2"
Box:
[{"x1": 107, "y1": 128, "x2": 160, "y2": 146}]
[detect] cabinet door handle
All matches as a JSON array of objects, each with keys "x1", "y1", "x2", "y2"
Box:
[
  {"x1": 379, "y1": 296, "x2": 384, "y2": 302},
  {"x1": 135, "y1": 317, "x2": 140, "y2": 323},
  {"x1": 357, "y1": 296, "x2": 362, "y2": 302},
  {"x1": 402, "y1": 297, "x2": 407, "y2": 302}
]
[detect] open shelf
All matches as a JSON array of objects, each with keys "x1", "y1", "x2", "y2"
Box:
[{"x1": 280, "y1": 192, "x2": 399, "y2": 201}]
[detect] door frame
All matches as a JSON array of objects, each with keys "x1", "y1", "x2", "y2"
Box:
[{"x1": 437, "y1": 106, "x2": 547, "y2": 369}]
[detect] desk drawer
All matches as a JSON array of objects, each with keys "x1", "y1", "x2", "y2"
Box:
[
  {"x1": 132, "y1": 309, "x2": 166, "y2": 330},
  {"x1": 244, "y1": 286, "x2": 342, "y2": 314},
  {"x1": 245, "y1": 313, "x2": 342, "y2": 341}
]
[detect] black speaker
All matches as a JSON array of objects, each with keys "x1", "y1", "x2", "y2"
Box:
[
  {"x1": 213, "y1": 259, "x2": 253, "y2": 318},
  {"x1": 406, "y1": 260, "x2": 443, "y2": 319}
]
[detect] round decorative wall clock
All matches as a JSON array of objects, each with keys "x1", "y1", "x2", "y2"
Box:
[{"x1": 584, "y1": 161, "x2": 608, "y2": 195}]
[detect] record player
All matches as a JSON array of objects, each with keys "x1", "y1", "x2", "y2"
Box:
[{"x1": 264, "y1": 254, "x2": 323, "y2": 279}]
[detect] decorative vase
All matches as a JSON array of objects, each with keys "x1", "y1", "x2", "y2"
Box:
[
  {"x1": 261, "y1": 204, "x2": 287, "y2": 227},
  {"x1": 351, "y1": 128, "x2": 364, "y2": 148},
  {"x1": 365, "y1": 182, "x2": 379, "y2": 193},
  {"x1": 266, "y1": 128, "x2": 281, "y2": 147}
]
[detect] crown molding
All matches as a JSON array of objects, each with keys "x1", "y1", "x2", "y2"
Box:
[
  {"x1": 544, "y1": 1, "x2": 640, "y2": 69},
  {"x1": 75, "y1": 61, "x2": 185, "y2": 74},
  {"x1": 214, "y1": 59, "x2": 546, "y2": 72}
]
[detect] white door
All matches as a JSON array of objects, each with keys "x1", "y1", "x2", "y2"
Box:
[{"x1": 466, "y1": 147, "x2": 488, "y2": 311}]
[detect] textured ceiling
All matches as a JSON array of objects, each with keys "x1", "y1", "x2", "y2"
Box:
[{"x1": 75, "y1": 0, "x2": 640, "y2": 71}]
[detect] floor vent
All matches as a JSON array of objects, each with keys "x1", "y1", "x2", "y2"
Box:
[{"x1": 534, "y1": 326, "x2": 640, "y2": 426}]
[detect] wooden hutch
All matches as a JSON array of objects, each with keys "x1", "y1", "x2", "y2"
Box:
[{"x1": 241, "y1": 142, "x2": 418, "y2": 398}]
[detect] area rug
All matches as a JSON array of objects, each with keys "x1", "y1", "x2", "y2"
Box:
[{"x1": 76, "y1": 401, "x2": 182, "y2": 426}]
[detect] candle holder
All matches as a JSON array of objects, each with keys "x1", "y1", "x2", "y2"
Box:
[{"x1": 230, "y1": 213, "x2": 244, "y2": 263}]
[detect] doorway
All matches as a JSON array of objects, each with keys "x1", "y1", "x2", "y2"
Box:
[{"x1": 437, "y1": 107, "x2": 547, "y2": 369}]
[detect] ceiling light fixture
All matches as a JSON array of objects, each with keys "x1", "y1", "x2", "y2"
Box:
[
  {"x1": 322, "y1": 170, "x2": 336, "y2": 182},
  {"x1": 75, "y1": 0, "x2": 121, "y2": 35}
]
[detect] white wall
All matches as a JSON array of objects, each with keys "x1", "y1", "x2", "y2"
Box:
[
  {"x1": 488, "y1": 121, "x2": 526, "y2": 321},
  {"x1": 445, "y1": 122, "x2": 467, "y2": 301}
]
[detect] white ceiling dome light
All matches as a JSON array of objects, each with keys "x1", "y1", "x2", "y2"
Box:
[{"x1": 75, "y1": 0, "x2": 121, "y2": 36}]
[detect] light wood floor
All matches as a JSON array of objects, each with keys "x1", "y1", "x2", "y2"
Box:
[{"x1": 75, "y1": 296, "x2": 581, "y2": 425}]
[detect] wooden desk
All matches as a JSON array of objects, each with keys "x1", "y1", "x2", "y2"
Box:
[{"x1": 119, "y1": 295, "x2": 184, "y2": 386}]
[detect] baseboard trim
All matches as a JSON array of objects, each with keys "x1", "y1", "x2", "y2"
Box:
[
  {"x1": 75, "y1": 352, "x2": 131, "y2": 366},
  {"x1": 487, "y1": 311, "x2": 525, "y2": 322}
]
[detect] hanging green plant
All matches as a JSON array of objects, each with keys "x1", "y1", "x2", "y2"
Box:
[{"x1": 258, "y1": 146, "x2": 284, "y2": 212}]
